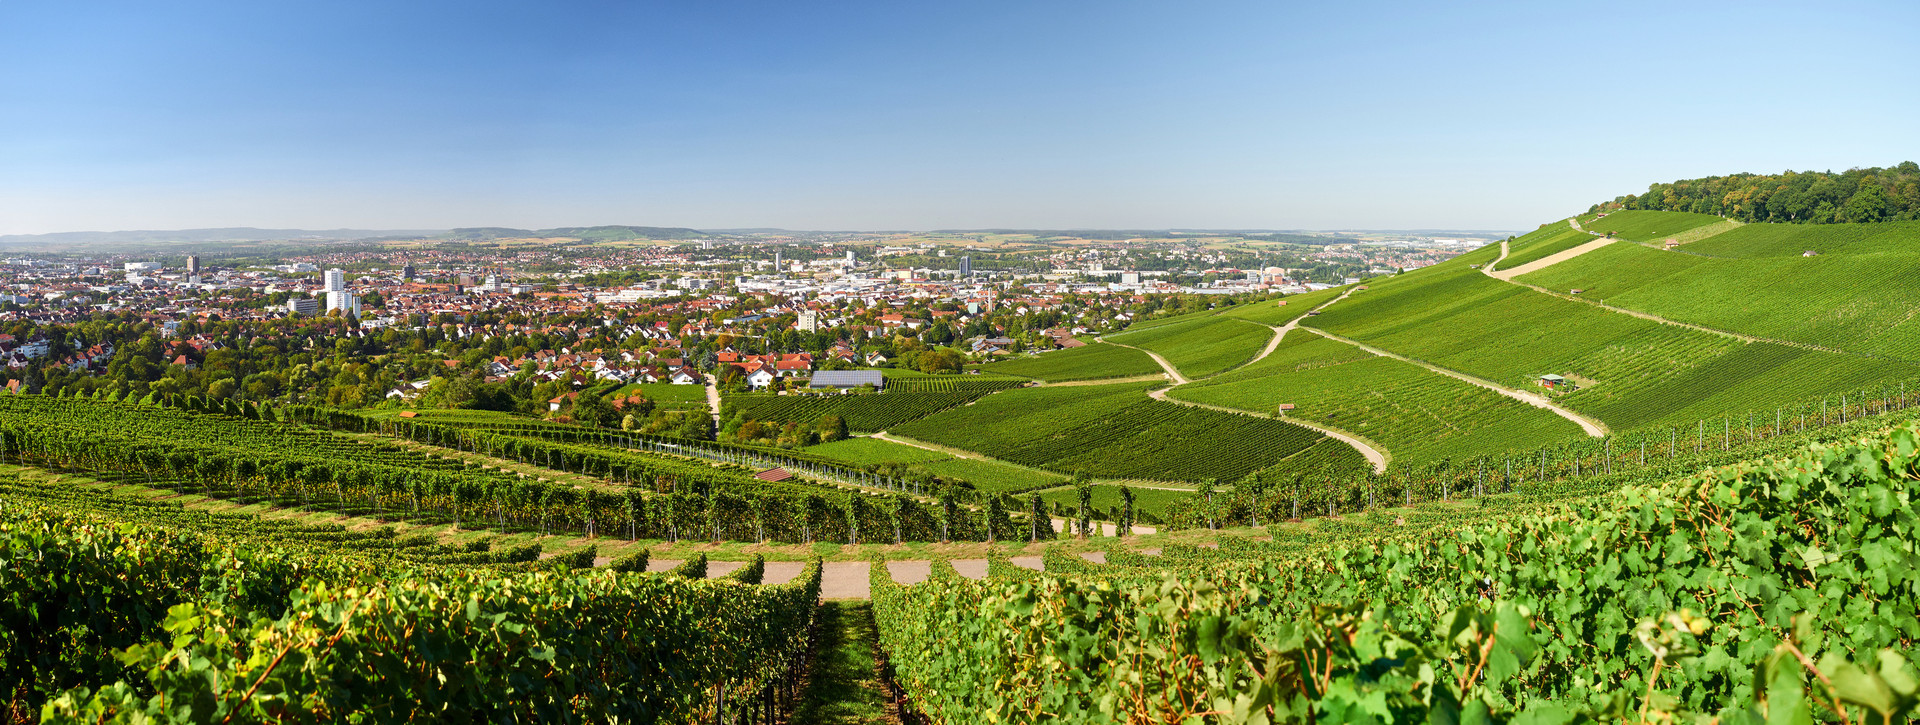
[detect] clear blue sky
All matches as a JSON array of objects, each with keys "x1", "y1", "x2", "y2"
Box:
[{"x1": 2, "y1": 0, "x2": 1915, "y2": 234}]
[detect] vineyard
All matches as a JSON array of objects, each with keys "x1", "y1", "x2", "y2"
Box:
[
  {"x1": 1104, "y1": 313, "x2": 1274, "y2": 378},
  {"x1": 1306, "y1": 252, "x2": 1920, "y2": 432},
  {"x1": 1578, "y1": 208, "x2": 1730, "y2": 242},
  {"x1": 1215, "y1": 285, "x2": 1351, "y2": 325},
  {"x1": 2, "y1": 471, "x2": 828, "y2": 722},
  {"x1": 890, "y1": 384, "x2": 1355, "y2": 482},
  {"x1": 1524, "y1": 217, "x2": 1920, "y2": 361},
  {"x1": 1172, "y1": 344, "x2": 1587, "y2": 467},
  {"x1": 973, "y1": 341, "x2": 1164, "y2": 381},
  {"x1": 871, "y1": 417, "x2": 1920, "y2": 722},
  {"x1": 721, "y1": 387, "x2": 1002, "y2": 432},
  {"x1": 1492, "y1": 222, "x2": 1593, "y2": 268},
  {"x1": 0, "y1": 395, "x2": 1043, "y2": 546}
]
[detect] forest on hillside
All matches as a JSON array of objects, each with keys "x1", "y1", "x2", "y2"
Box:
[{"x1": 1594, "y1": 162, "x2": 1920, "y2": 223}]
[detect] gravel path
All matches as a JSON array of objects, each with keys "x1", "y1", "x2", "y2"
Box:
[{"x1": 1099, "y1": 338, "x2": 1190, "y2": 384}]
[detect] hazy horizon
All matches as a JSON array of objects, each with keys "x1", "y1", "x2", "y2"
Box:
[{"x1": 3, "y1": 0, "x2": 1916, "y2": 236}]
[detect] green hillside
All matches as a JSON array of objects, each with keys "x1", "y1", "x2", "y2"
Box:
[
  {"x1": 1169, "y1": 334, "x2": 1586, "y2": 467},
  {"x1": 1524, "y1": 217, "x2": 1920, "y2": 360},
  {"x1": 1580, "y1": 209, "x2": 1729, "y2": 242},
  {"x1": 890, "y1": 384, "x2": 1359, "y2": 482},
  {"x1": 1103, "y1": 314, "x2": 1272, "y2": 378},
  {"x1": 974, "y1": 341, "x2": 1163, "y2": 381},
  {"x1": 1302, "y1": 241, "x2": 1920, "y2": 431}
]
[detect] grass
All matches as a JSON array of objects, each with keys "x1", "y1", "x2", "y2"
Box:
[
  {"x1": 606, "y1": 382, "x2": 709, "y2": 409},
  {"x1": 891, "y1": 385, "x2": 1349, "y2": 482},
  {"x1": 1171, "y1": 335, "x2": 1587, "y2": 468},
  {"x1": 805, "y1": 437, "x2": 949, "y2": 465},
  {"x1": 917, "y1": 458, "x2": 1066, "y2": 495},
  {"x1": 791, "y1": 602, "x2": 895, "y2": 724},
  {"x1": 974, "y1": 341, "x2": 1163, "y2": 382},
  {"x1": 1582, "y1": 210, "x2": 1729, "y2": 243},
  {"x1": 1106, "y1": 315, "x2": 1273, "y2": 378},
  {"x1": 1523, "y1": 219, "x2": 1920, "y2": 361}
]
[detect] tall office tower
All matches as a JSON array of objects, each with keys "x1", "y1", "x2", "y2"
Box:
[
  {"x1": 324, "y1": 268, "x2": 346, "y2": 291},
  {"x1": 774, "y1": 250, "x2": 782, "y2": 272},
  {"x1": 959, "y1": 256, "x2": 972, "y2": 277},
  {"x1": 401, "y1": 264, "x2": 416, "y2": 279},
  {"x1": 185, "y1": 255, "x2": 200, "y2": 274}
]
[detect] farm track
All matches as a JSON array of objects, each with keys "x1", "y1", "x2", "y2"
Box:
[
  {"x1": 703, "y1": 374, "x2": 722, "y2": 423},
  {"x1": 1136, "y1": 288, "x2": 1391, "y2": 473},
  {"x1": 1296, "y1": 327, "x2": 1610, "y2": 437},
  {"x1": 1099, "y1": 338, "x2": 1190, "y2": 384},
  {"x1": 1487, "y1": 220, "x2": 1864, "y2": 357}
]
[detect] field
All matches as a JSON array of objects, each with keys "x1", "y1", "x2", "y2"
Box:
[
  {"x1": 1523, "y1": 217, "x2": 1920, "y2": 361},
  {"x1": 1171, "y1": 334, "x2": 1587, "y2": 467},
  {"x1": 891, "y1": 384, "x2": 1355, "y2": 482},
  {"x1": 1105, "y1": 314, "x2": 1273, "y2": 378},
  {"x1": 1306, "y1": 247, "x2": 1920, "y2": 431},
  {"x1": 973, "y1": 341, "x2": 1163, "y2": 381},
  {"x1": 1580, "y1": 209, "x2": 1729, "y2": 242}
]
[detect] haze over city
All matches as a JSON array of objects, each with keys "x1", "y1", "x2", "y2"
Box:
[{"x1": 3, "y1": 0, "x2": 1915, "y2": 235}]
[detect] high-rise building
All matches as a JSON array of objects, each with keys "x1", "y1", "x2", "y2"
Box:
[
  {"x1": 773, "y1": 250, "x2": 782, "y2": 273},
  {"x1": 797, "y1": 310, "x2": 822, "y2": 332},
  {"x1": 959, "y1": 256, "x2": 972, "y2": 277},
  {"x1": 401, "y1": 264, "x2": 416, "y2": 280},
  {"x1": 325, "y1": 290, "x2": 360, "y2": 316},
  {"x1": 845, "y1": 250, "x2": 855, "y2": 263},
  {"x1": 323, "y1": 268, "x2": 346, "y2": 291},
  {"x1": 185, "y1": 255, "x2": 200, "y2": 274},
  {"x1": 286, "y1": 297, "x2": 319, "y2": 316}
]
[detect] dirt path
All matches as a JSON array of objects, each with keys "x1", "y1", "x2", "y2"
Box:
[
  {"x1": 1481, "y1": 222, "x2": 1856, "y2": 355},
  {"x1": 703, "y1": 374, "x2": 722, "y2": 423},
  {"x1": 1131, "y1": 287, "x2": 1389, "y2": 473},
  {"x1": 1300, "y1": 327, "x2": 1610, "y2": 437},
  {"x1": 1098, "y1": 338, "x2": 1190, "y2": 384},
  {"x1": 1148, "y1": 386, "x2": 1390, "y2": 473},
  {"x1": 1489, "y1": 236, "x2": 1616, "y2": 281}
]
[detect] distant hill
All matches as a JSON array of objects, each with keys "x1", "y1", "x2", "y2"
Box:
[
  {"x1": 0, "y1": 227, "x2": 442, "y2": 248},
  {"x1": 442, "y1": 225, "x2": 717, "y2": 242}
]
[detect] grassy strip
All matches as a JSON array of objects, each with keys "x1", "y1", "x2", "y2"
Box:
[{"x1": 791, "y1": 602, "x2": 898, "y2": 725}]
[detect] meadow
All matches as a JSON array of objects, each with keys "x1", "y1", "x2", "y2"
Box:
[
  {"x1": 973, "y1": 341, "x2": 1163, "y2": 381},
  {"x1": 606, "y1": 382, "x2": 710, "y2": 409}
]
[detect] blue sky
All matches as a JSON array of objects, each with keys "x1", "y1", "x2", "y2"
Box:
[{"x1": 2, "y1": 0, "x2": 1915, "y2": 234}]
